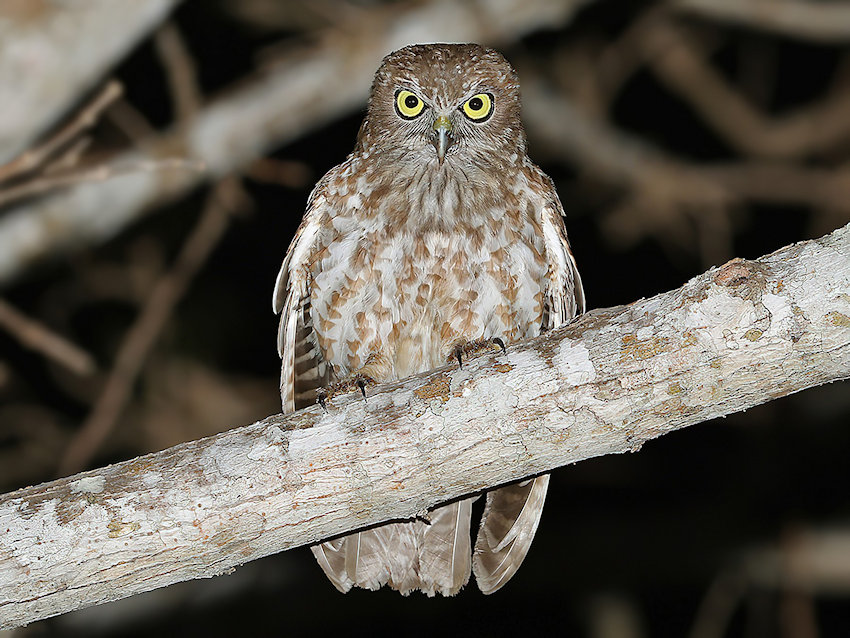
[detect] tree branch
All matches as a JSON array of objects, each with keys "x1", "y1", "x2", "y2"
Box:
[
  {"x1": 0, "y1": 0, "x2": 179, "y2": 164},
  {"x1": 1, "y1": 223, "x2": 848, "y2": 629},
  {"x1": 674, "y1": 0, "x2": 850, "y2": 43},
  {"x1": 56, "y1": 178, "x2": 248, "y2": 477},
  {"x1": 0, "y1": 297, "x2": 96, "y2": 376},
  {"x1": 0, "y1": 81, "x2": 122, "y2": 184},
  {"x1": 638, "y1": 20, "x2": 850, "y2": 159}
]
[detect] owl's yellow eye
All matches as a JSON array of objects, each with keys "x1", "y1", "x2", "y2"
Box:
[
  {"x1": 395, "y1": 90, "x2": 425, "y2": 119},
  {"x1": 461, "y1": 93, "x2": 494, "y2": 122}
]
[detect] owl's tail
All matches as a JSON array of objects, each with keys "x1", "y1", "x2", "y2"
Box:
[
  {"x1": 311, "y1": 477, "x2": 549, "y2": 595},
  {"x1": 311, "y1": 498, "x2": 474, "y2": 596}
]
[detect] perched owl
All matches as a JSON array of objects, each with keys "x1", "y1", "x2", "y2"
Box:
[{"x1": 274, "y1": 43, "x2": 584, "y2": 596}]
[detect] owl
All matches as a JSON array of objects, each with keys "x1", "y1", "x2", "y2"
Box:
[{"x1": 274, "y1": 43, "x2": 584, "y2": 595}]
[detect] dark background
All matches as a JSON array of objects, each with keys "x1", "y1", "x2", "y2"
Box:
[{"x1": 2, "y1": 1, "x2": 849, "y2": 636}]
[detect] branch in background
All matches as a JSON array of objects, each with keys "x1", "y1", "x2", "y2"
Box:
[
  {"x1": 638, "y1": 20, "x2": 850, "y2": 159},
  {"x1": 2, "y1": 223, "x2": 848, "y2": 630},
  {"x1": 568, "y1": 5, "x2": 671, "y2": 116},
  {"x1": 0, "y1": 158, "x2": 203, "y2": 211},
  {"x1": 0, "y1": 0, "x2": 180, "y2": 165},
  {"x1": 153, "y1": 20, "x2": 202, "y2": 123},
  {"x1": 244, "y1": 157, "x2": 314, "y2": 190},
  {"x1": 0, "y1": 0, "x2": 594, "y2": 288},
  {"x1": 689, "y1": 525, "x2": 850, "y2": 638},
  {"x1": 674, "y1": 0, "x2": 850, "y2": 43},
  {"x1": 0, "y1": 76, "x2": 202, "y2": 211},
  {"x1": 520, "y1": 71, "x2": 735, "y2": 261},
  {"x1": 703, "y1": 162, "x2": 850, "y2": 211},
  {"x1": 0, "y1": 298, "x2": 96, "y2": 376},
  {"x1": 0, "y1": 82, "x2": 122, "y2": 184},
  {"x1": 56, "y1": 177, "x2": 248, "y2": 477},
  {"x1": 521, "y1": 70, "x2": 850, "y2": 261},
  {"x1": 56, "y1": 20, "x2": 229, "y2": 476}
]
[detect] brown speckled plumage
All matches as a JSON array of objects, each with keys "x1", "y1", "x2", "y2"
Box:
[{"x1": 274, "y1": 43, "x2": 584, "y2": 596}]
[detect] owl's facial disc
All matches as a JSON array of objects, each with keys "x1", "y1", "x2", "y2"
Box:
[{"x1": 432, "y1": 115, "x2": 453, "y2": 164}]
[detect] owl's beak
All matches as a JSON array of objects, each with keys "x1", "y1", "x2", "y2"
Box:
[{"x1": 432, "y1": 115, "x2": 453, "y2": 164}]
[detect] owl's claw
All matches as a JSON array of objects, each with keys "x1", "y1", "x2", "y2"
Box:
[
  {"x1": 449, "y1": 337, "x2": 507, "y2": 368},
  {"x1": 315, "y1": 373, "x2": 375, "y2": 408},
  {"x1": 453, "y1": 344, "x2": 465, "y2": 369},
  {"x1": 356, "y1": 377, "x2": 369, "y2": 400},
  {"x1": 492, "y1": 336, "x2": 507, "y2": 354},
  {"x1": 317, "y1": 388, "x2": 329, "y2": 412}
]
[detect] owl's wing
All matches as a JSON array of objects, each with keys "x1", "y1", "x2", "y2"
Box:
[
  {"x1": 473, "y1": 196, "x2": 584, "y2": 594},
  {"x1": 540, "y1": 197, "x2": 586, "y2": 326},
  {"x1": 473, "y1": 475, "x2": 550, "y2": 593},
  {"x1": 273, "y1": 186, "x2": 332, "y2": 412}
]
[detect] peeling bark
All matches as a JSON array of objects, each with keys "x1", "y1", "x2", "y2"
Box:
[{"x1": 1, "y1": 223, "x2": 849, "y2": 629}]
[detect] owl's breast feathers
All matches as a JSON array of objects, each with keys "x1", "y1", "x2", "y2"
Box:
[{"x1": 275, "y1": 153, "x2": 581, "y2": 388}]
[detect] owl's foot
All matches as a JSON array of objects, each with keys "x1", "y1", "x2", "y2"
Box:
[
  {"x1": 316, "y1": 373, "x2": 376, "y2": 410},
  {"x1": 449, "y1": 337, "x2": 507, "y2": 368}
]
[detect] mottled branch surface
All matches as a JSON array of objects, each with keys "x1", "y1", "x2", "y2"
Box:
[{"x1": 1, "y1": 224, "x2": 849, "y2": 629}]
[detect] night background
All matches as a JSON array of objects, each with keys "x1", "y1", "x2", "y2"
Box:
[{"x1": 1, "y1": 0, "x2": 850, "y2": 636}]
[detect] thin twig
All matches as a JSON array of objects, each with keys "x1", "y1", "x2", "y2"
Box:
[
  {"x1": 688, "y1": 569, "x2": 749, "y2": 638},
  {"x1": 106, "y1": 99, "x2": 158, "y2": 142},
  {"x1": 674, "y1": 0, "x2": 850, "y2": 43},
  {"x1": 43, "y1": 137, "x2": 93, "y2": 175},
  {"x1": 244, "y1": 157, "x2": 313, "y2": 189},
  {"x1": 0, "y1": 159, "x2": 204, "y2": 210},
  {"x1": 578, "y1": 5, "x2": 671, "y2": 115},
  {"x1": 154, "y1": 21, "x2": 202, "y2": 123},
  {"x1": 0, "y1": 298, "x2": 96, "y2": 376},
  {"x1": 640, "y1": 20, "x2": 850, "y2": 159},
  {"x1": 0, "y1": 82, "x2": 122, "y2": 184},
  {"x1": 56, "y1": 177, "x2": 247, "y2": 476},
  {"x1": 780, "y1": 528, "x2": 821, "y2": 638}
]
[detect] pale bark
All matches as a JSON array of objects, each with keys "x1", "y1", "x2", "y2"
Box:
[
  {"x1": 0, "y1": 0, "x2": 593, "y2": 287},
  {"x1": 0, "y1": 0, "x2": 180, "y2": 164},
  {"x1": 1, "y1": 223, "x2": 848, "y2": 629}
]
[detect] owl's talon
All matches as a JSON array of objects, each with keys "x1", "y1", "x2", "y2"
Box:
[
  {"x1": 492, "y1": 337, "x2": 507, "y2": 354},
  {"x1": 449, "y1": 337, "x2": 507, "y2": 367},
  {"x1": 316, "y1": 373, "x2": 375, "y2": 407},
  {"x1": 316, "y1": 389, "x2": 329, "y2": 411},
  {"x1": 453, "y1": 345, "x2": 464, "y2": 368}
]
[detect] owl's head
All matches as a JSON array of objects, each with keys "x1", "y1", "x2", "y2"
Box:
[{"x1": 357, "y1": 43, "x2": 526, "y2": 168}]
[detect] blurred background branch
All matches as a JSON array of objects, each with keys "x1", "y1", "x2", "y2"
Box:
[
  {"x1": 0, "y1": 0, "x2": 179, "y2": 165},
  {"x1": 674, "y1": 0, "x2": 850, "y2": 42}
]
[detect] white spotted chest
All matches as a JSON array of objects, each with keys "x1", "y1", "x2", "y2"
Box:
[{"x1": 308, "y1": 164, "x2": 551, "y2": 381}]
